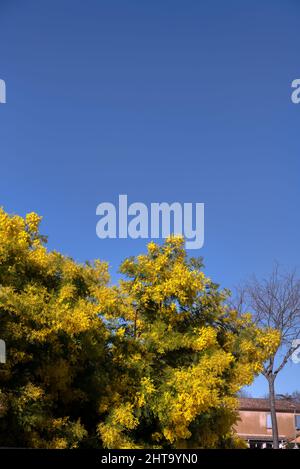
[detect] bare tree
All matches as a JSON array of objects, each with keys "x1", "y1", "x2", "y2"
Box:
[
  {"x1": 276, "y1": 391, "x2": 300, "y2": 403},
  {"x1": 233, "y1": 264, "x2": 300, "y2": 449}
]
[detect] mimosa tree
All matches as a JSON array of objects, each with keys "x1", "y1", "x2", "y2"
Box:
[
  {"x1": 98, "y1": 237, "x2": 280, "y2": 448},
  {"x1": 0, "y1": 208, "x2": 280, "y2": 448},
  {"x1": 0, "y1": 208, "x2": 112, "y2": 448}
]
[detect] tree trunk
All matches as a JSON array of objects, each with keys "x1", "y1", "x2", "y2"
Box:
[{"x1": 268, "y1": 377, "x2": 279, "y2": 449}]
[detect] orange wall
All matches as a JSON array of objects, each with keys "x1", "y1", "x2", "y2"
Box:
[{"x1": 235, "y1": 410, "x2": 298, "y2": 440}]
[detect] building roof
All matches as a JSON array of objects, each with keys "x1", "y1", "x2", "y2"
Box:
[{"x1": 239, "y1": 398, "x2": 300, "y2": 413}]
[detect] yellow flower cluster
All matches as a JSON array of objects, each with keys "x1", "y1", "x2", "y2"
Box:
[
  {"x1": 26, "y1": 212, "x2": 42, "y2": 233},
  {"x1": 113, "y1": 403, "x2": 138, "y2": 430}
]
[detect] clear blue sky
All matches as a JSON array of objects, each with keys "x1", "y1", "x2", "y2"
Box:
[{"x1": 0, "y1": 0, "x2": 299, "y2": 396}]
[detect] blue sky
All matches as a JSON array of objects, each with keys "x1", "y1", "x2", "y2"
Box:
[{"x1": 0, "y1": 0, "x2": 299, "y2": 396}]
